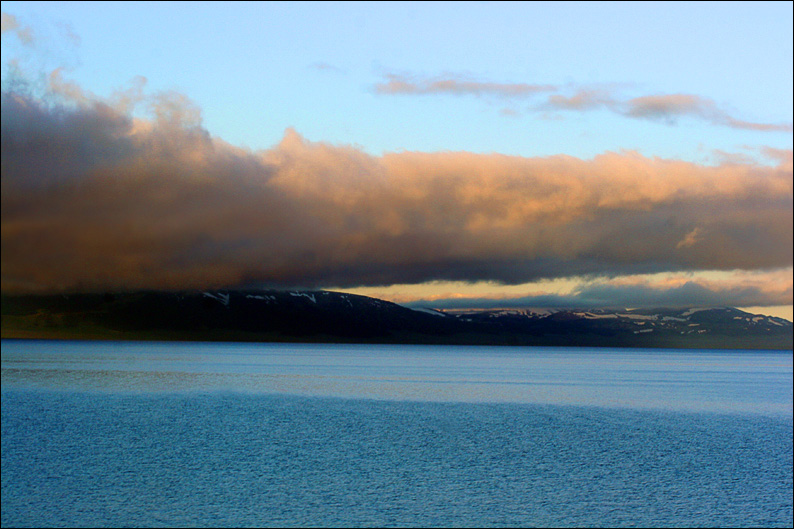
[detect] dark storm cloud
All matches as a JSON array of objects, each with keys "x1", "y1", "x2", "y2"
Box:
[{"x1": 1, "y1": 80, "x2": 792, "y2": 294}]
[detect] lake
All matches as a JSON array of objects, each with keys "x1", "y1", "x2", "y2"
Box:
[{"x1": 2, "y1": 340, "x2": 792, "y2": 527}]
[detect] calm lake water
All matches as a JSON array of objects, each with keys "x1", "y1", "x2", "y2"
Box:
[{"x1": 2, "y1": 340, "x2": 792, "y2": 527}]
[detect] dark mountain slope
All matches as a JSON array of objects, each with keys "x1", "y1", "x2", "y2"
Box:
[
  {"x1": 1, "y1": 290, "x2": 472, "y2": 343},
  {"x1": 2, "y1": 290, "x2": 791, "y2": 350}
]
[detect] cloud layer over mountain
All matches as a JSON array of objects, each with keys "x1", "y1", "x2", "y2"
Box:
[{"x1": 2, "y1": 78, "x2": 792, "y2": 302}]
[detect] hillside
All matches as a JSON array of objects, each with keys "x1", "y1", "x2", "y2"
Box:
[{"x1": 1, "y1": 289, "x2": 791, "y2": 350}]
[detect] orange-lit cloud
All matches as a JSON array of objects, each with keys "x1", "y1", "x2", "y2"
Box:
[
  {"x1": 2, "y1": 76, "x2": 792, "y2": 299},
  {"x1": 760, "y1": 146, "x2": 794, "y2": 165},
  {"x1": 1, "y1": 12, "x2": 34, "y2": 46},
  {"x1": 395, "y1": 269, "x2": 793, "y2": 312}
]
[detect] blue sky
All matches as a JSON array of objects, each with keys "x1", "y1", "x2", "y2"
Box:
[
  {"x1": 3, "y1": 1, "x2": 791, "y2": 158},
  {"x1": 2, "y1": 1, "x2": 792, "y2": 320}
]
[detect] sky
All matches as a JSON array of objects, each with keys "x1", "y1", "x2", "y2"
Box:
[{"x1": 1, "y1": 1, "x2": 792, "y2": 321}]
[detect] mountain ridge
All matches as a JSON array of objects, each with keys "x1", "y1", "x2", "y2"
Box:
[{"x1": 1, "y1": 289, "x2": 791, "y2": 350}]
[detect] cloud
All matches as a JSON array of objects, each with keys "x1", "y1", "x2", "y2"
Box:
[
  {"x1": 543, "y1": 88, "x2": 617, "y2": 111},
  {"x1": 624, "y1": 94, "x2": 793, "y2": 132},
  {"x1": 1, "y1": 75, "x2": 792, "y2": 295},
  {"x1": 377, "y1": 71, "x2": 792, "y2": 132},
  {"x1": 759, "y1": 146, "x2": 794, "y2": 165},
  {"x1": 499, "y1": 107, "x2": 520, "y2": 118},
  {"x1": 623, "y1": 94, "x2": 718, "y2": 121},
  {"x1": 710, "y1": 149, "x2": 757, "y2": 166},
  {"x1": 540, "y1": 90, "x2": 793, "y2": 132},
  {"x1": 310, "y1": 62, "x2": 345, "y2": 74},
  {"x1": 401, "y1": 269, "x2": 794, "y2": 311},
  {"x1": 374, "y1": 73, "x2": 556, "y2": 98},
  {"x1": 676, "y1": 228, "x2": 704, "y2": 249},
  {"x1": 571, "y1": 276, "x2": 792, "y2": 310},
  {"x1": 723, "y1": 117, "x2": 793, "y2": 133},
  {"x1": 1, "y1": 12, "x2": 34, "y2": 45}
]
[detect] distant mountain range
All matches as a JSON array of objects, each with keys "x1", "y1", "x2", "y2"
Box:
[{"x1": 2, "y1": 289, "x2": 791, "y2": 350}]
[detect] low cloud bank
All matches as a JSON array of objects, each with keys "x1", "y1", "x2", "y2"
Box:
[
  {"x1": 400, "y1": 273, "x2": 793, "y2": 311},
  {"x1": 2, "y1": 79, "x2": 792, "y2": 301}
]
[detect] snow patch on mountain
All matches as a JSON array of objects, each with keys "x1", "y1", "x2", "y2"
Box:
[
  {"x1": 574, "y1": 312, "x2": 618, "y2": 319},
  {"x1": 246, "y1": 294, "x2": 276, "y2": 303},
  {"x1": 681, "y1": 308, "x2": 710, "y2": 317},
  {"x1": 412, "y1": 307, "x2": 447, "y2": 317},
  {"x1": 622, "y1": 313, "x2": 658, "y2": 320},
  {"x1": 290, "y1": 292, "x2": 316, "y2": 303},
  {"x1": 202, "y1": 291, "x2": 230, "y2": 306}
]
